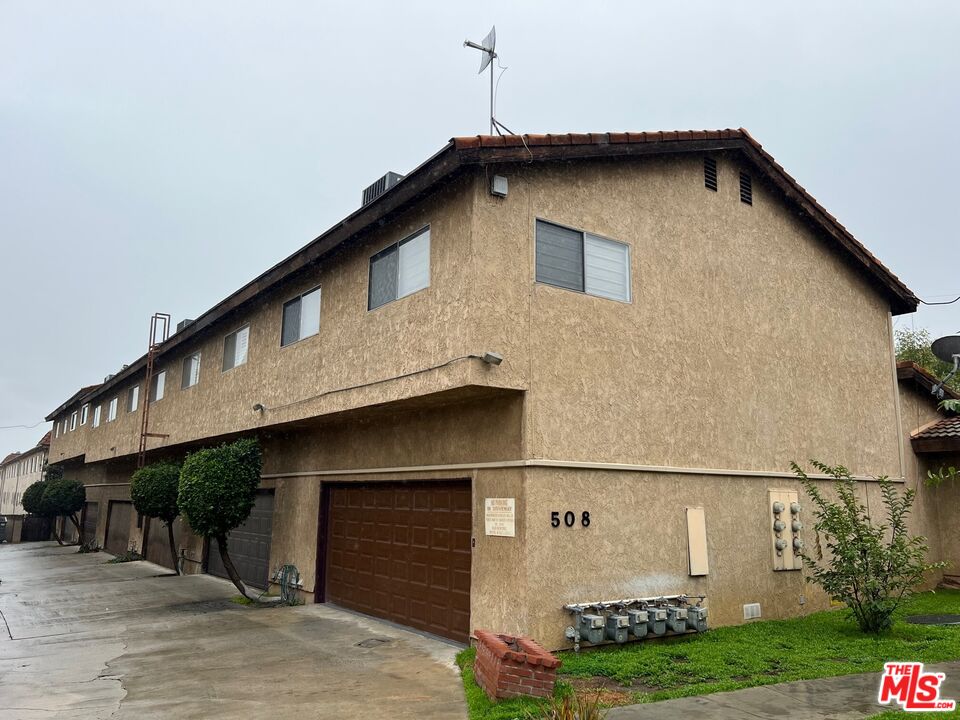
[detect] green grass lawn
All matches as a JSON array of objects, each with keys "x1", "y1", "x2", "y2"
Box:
[{"x1": 459, "y1": 590, "x2": 960, "y2": 719}]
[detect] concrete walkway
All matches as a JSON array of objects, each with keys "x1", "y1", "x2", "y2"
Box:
[
  {"x1": 0, "y1": 541, "x2": 467, "y2": 719},
  {"x1": 607, "y1": 661, "x2": 960, "y2": 719}
]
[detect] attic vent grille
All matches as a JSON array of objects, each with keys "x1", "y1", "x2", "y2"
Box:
[
  {"x1": 739, "y1": 172, "x2": 753, "y2": 205},
  {"x1": 704, "y1": 157, "x2": 718, "y2": 191}
]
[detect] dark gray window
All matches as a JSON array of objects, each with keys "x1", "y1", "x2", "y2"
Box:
[
  {"x1": 281, "y1": 288, "x2": 321, "y2": 347},
  {"x1": 535, "y1": 220, "x2": 631, "y2": 302},
  {"x1": 367, "y1": 227, "x2": 431, "y2": 310},
  {"x1": 535, "y1": 220, "x2": 583, "y2": 292}
]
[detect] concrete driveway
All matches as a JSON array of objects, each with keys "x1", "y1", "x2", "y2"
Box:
[{"x1": 0, "y1": 542, "x2": 468, "y2": 719}]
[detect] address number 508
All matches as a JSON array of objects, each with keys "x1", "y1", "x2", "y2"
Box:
[{"x1": 551, "y1": 511, "x2": 590, "y2": 528}]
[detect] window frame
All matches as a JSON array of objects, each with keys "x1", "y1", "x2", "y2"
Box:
[
  {"x1": 70, "y1": 411, "x2": 77, "y2": 431},
  {"x1": 150, "y1": 370, "x2": 166, "y2": 403},
  {"x1": 107, "y1": 397, "x2": 118, "y2": 422},
  {"x1": 222, "y1": 323, "x2": 251, "y2": 371},
  {"x1": 534, "y1": 218, "x2": 632, "y2": 304},
  {"x1": 181, "y1": 352, "x2": 202, "y2": 390},
  {"x1": 92, "y1": 405, "x2": 102, "y2": 428},
  {"x1": 280, "y1": 288, "x2": 321, "y2": 348},
  {"x1": 80, "y1": 404, "x2": 89, "y2": 426},
  {"x1": 367, "y1": 225, "x2": 431, "y2": 311},
  {"x1": 127, "y1": 385, "x2": 140, "y2": 413}
]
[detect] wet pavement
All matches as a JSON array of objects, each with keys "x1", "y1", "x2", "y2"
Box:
[{"x1": 0, "y1": 541, "x2": 467, "y2": 719}]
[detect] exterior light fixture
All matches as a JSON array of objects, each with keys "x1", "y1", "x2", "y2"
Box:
[
  {"x1": 252, "y1": 403, "x2": 266, "y2": 413},
  {"x1": 481, "y1": 351, "x2": 503, "y2": 366}
]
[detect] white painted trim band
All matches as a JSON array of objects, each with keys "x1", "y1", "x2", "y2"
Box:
[{"x1": 262, "y1": 459, "x2": 902, "y2": 483}]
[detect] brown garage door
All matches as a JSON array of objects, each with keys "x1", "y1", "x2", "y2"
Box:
[
  {"x1": 208, "y1": 491, "x2": 274, "y2": 589},
  {"x1": 104, "y1": 501, "x2": 133, "y2": 556},
  {"x1": 322, "y1": 481, "x2": 472, "y2": 643},
  {"x1": 145, "y1": 516, "x2": 185, "y2": 570},
  {"x1": 81, "y1": 502, "x2": 99, "y2": 545}
]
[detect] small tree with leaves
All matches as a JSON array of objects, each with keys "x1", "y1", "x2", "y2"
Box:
[
  {"x1": 178, "y1": 438, "x2": 262, "y2": 599},
  {"x1": 131, "y1": 461, "x2": 182, "y2": 574},
  {"x1": 21, "y1": 480, "x2": 63, "y2": 545},
  {"x1": 793, "y1": 460, "x2": 945, "y2": 634},
  {"x1": 44, "y1": 477, "x2": 86, "y2": 542},
  {"x1": 896, "y1": 328, "x2": 959, "y2": 390}
]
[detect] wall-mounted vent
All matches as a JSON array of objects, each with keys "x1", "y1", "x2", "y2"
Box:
[
  {"x1": 362, "y1": 171, "x2": 404, "y2": 207},
  {"x1": 743, "y1": 602, "x2": 762, "y2": 620},
  {"x1": 739, "y1": 172, "x2": 753, "y2": 205},
  {"x1": 176, "y1": 319, "x2": 195, "y2": 334},
  {"x1": 704, "y1": 157, "x2": 718, "y2": 191}
]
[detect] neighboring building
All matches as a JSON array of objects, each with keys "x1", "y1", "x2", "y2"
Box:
[
  {"x1": 0, "y1": 432, "x2": 51, "y2": 542},
  {"x1": 45, "y1": 129, "x2": 936, "y2": 647}
]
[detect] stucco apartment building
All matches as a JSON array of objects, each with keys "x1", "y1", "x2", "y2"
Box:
[
  {"x1": 44, "y1": 129, "x2": 950, "y2": 648},
  {"x1": 1, "y1": 432, "x2": 50, "y2": 542}
]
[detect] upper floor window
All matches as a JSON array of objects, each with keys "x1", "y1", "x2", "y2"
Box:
[
  {"x1": 150, "y1": 370, "x2": 166, "y2": 403},
  {"x1": 535, "y1": 219, "x2": 631, "y2": 303},
  {"x1": 107, "y1": 397, "x2": 118, "y2": 422},
  {"x1": 54, "y1": 422, "x2": 60, "y2": 439},
  {"x1": 127, "y1": 386, "x2": 140, "y2": 413},
  {"x1": 281, "y1": 289, "x2": 321, "y2": 347},
  {"x1": 223, "y1": 325, "x2": 250, "y2": 371},
  {"x1": 181, "y1": 353, "x2": 201, "y2": 389},
  {"x1": 368, "y1": 226, "x2": 430, "y2": 310},
  {"x1": 70, "y1": 411, "x2": 77, "y2": 431},
  {"x1": 80, "y1": 404, "x2": 89, "y2": 426},
  {"x1": 92, "y1": 405, "x2": 102, "y2": 428}
]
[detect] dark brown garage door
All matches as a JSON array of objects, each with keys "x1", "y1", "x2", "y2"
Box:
[
  {"x1": 208, "y1": 491, "x2": 274, "y2": 589},
  {"x1": 323, "y1": 481, "x2": 472, "y2": 643},
  {"x1": 81, "y1": 502, "x2": 99, "y2": 545},
  {"x1": 104, "y1": 501, "x2": 133, "y2": 556},
  {"x1": 145, "y1": 516, "x2": 185, "y2": 570}
]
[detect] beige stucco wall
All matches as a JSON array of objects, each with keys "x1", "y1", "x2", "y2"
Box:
[{"x1": 0, "y1": 445, "x2": 48, "y2": 517}]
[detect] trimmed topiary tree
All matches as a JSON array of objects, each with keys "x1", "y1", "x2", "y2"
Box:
[
  {"x1": 44, "y1": 477, "x2": 86, "y2": 541},
  {"x1": 21, "y1": 480, "x2": 63, "y2": 545},
  {"x1": 131, "y1": 461, "x2": 182, "y2": 574},
  {"x1": 178, "y1": 438, "x2": 262, "y2": 599}
]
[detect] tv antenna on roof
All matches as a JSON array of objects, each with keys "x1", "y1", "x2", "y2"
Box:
[
  {"x1": 463, "y1": 26, "x2": 497, "y2": 135},
  {"x1": 931, "y1": 334, "x2": 960, "y2": 400}
]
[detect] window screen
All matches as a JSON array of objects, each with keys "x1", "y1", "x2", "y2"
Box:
[
  {"x1": 150, "y1": 371, "x2": 166, "y2": 402},
  {"x1": 584, "y1": 234, "x2": 631, "y2": 302},
  {"x1": 181, "y1": 353, "x2": 201, "y2": 389},
  {"x1": 535, "y1": 221, "x2": 584, "y2": 292},
  {"x1": 368, "y1": 227, "x2": 430, "y2": 310}
]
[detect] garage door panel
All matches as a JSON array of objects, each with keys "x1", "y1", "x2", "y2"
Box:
[
  {"x1": 104, "y1": 501, "x2": 133, "y2": 556},
  {"x1": 207, "y1": 491, "x2": 273, "y2": 590},
  {"x1": 324, "y1": 480, "x2": 471, "y2": 643}
]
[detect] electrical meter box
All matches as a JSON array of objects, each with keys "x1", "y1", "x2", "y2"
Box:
[
  {"x1": 606, "y1": 614, "x2": 629, "y2": 643},
  {"x1": 647, "y1": 607, "x2": 667, "y2": 635},
  {"x1": 769, "y1": 489, "x2": 801, "y2": 571},
  {"x1": 579, "y1": 614, "x2": 605, "y2": 644},
  {"x1": 688, "y1": 606, "x2": 708, "y2": 632},
  {"x1": 626, "y1": 609, "x2": 648, "y2": 638},
  {"x1": 666, "y1": 606, "x2": 688, "y2": 633}
]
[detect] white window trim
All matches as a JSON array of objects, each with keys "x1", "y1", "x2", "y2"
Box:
[
  {"x1": 128, "y1": 385, "x2": 140, "y2": 413},
  {"x1": 223, "y1": 324, "x2": 251, "y2": 371},
  {"x1": 80, "y1": 404, "x2": 89, "y2": 426},
  {"x1": 534, "y1": 217, "x2": 633, "y2": 304},
  {"x1": 107, "y1": 397, "x2": 118, "y2": 422},
  {"x1": 182, "y1": 352, "x2": 201, "y2": 389},
  {"x1": 280, "y1": 288, "x2": 322, "y2": 348},
  {"x1": 92, "y1": 405, "x2": 102, "y2": 428},
  {"x1": 367, "y1": 225, "x2": 431, "y2": 311},
  {"x1": 70, "y1": 411, "x2": 77, "y2": 431}
]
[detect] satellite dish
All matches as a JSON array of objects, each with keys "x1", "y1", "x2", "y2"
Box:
[
  {"x1": 478, "y1": 26, "x2": 496, "y2": 73},
  {"x1": 932, "y1": 335, "x2": 960, "y2": 364}
]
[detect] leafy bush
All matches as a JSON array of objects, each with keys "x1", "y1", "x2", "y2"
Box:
[
  {"x1": 21, "y1": 481, "x2": 51, "y2": 517},
  {"x1": 896, "y1": 328, "x2": 959, "y2": 390},
  {"x1": 178, "y1": 438, "x2": 262, "y2": 598},
  {"x1": 21, "y1": 476, "x2": 85, "y2": 544},
  {"x1": 131, "y1": 461, "x2": 182, "y2": 573},
  {"x1": 793, "y1": 460, "x2": 945, "y2": 634}
]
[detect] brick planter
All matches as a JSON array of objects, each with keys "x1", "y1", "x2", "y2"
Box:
[{"x1": 472, "y1": 630, "x2": 562, "y2": 700}]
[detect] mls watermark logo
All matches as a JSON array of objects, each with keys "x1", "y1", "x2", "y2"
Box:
[{"x1": 878, "y1": 663, "x2": 956, "y2": 712}]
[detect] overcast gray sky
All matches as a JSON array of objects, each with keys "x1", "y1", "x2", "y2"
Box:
[{"x1": 1, "y1": 1, "x2": 958, "y2": 455}]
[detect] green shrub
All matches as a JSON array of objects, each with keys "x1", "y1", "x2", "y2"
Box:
[
  {"x1": 179, "y1": 438, "x2": 262, "y2": 598},
  {"x1": 131, "y1": 461, "x2": 182, "y2": 573},
  {"x1": 794, "y1": 460, "x2": 945, "y2": 634},
  {"x1": 21, "y1": 481, "x2": 50, "y2": 517}
]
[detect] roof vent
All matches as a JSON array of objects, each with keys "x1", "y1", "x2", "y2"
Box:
[
  {"x1": 103, "y1": 373, "x2": 115, "y2": 383},
  {"x1": 176, "y1": 319, "x2": 195, "y2": 334},
  {"x1": 704, "y1": 157, "x2": 718, "y2": 191},
  {"x1": 362, "y1": 172, "x2": 404, "y2": 207},
  {"x1": 739, "y1": 172, "x2": 753, "y2": 205}
]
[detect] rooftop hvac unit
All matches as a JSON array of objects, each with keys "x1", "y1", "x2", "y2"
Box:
[
  {"x1": 361, "y1": 172, "x2": 404, "y2": 207},
  {"x1": 176, "y1": 319, "x2": 195, "y2": 334}
]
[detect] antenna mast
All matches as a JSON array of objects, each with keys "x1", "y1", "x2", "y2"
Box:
[{"x1": 464, "y1": 26, "x2": 497, "y2": 135}]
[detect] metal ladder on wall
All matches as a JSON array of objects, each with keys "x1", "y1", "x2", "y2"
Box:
[{"x1": 138, "y1": 313, "x2": 171, "y2": 469}]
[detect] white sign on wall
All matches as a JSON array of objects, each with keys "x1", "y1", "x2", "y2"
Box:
[{"x1": 484, "y1": 498, "x2": 516, "y2": 537}]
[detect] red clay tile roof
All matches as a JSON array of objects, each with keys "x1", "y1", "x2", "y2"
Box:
[
  {"x1": 912, "y1": 415, "x2": 960, "y2": 453},
  {"x1": 56, "y1": 129, "x2": 918, "y2": 412},
  {"x1": 37, "y1": 431, "x2": 51, "y2": 448},
  {"x1": 1, "y1": 452, "x2": 21, "y2": 465},
  {"x1": 45, "y1": 383, "x2": 102, "y2": 422}
]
